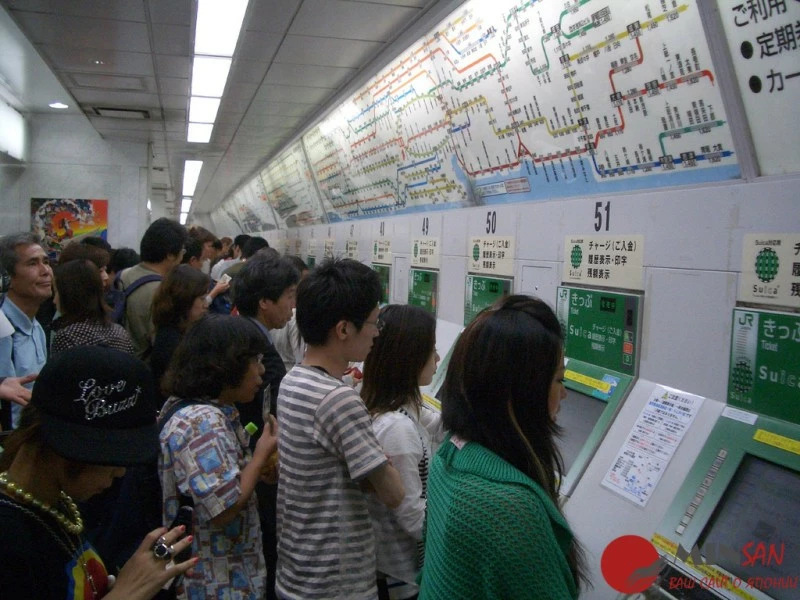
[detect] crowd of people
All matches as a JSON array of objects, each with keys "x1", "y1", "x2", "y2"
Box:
[{"x1": 0, "y1": 218, "x2": 589, "y2": 600}]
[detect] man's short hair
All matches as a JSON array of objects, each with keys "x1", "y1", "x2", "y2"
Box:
[
  {"x1": 296, "y1": 258, "x2": 381, "y2": 346},
  {"x1": 241, "y1": 236, "x2": 269, "y2": 259},
  {"x1": 0, "y1": 232, "x2": 43, "y2": 276},
  {"x1": 232, "y1": 253, "x2": 300, "y2": 317},
  {"x1": 139, "y1": 218, "x2": 188, "y2": 263},
  {"x1": 233, "y1": 234, "x2": 251, "y2": 249},
  {"x1": 80, "y1": 236, "x2": 112, "y2": 252}
]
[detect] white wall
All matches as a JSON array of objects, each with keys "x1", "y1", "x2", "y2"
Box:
[{"x1": 0, "y1": 113, "x2": 149, "y2": 249}]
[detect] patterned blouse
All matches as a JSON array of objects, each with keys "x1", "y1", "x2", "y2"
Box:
[
  {"x1": 158, "y1": 397, "x2": 266, "y2": 600},
  {"x1": 50, "y1": 318, "x2": 135, "y2": 356}
]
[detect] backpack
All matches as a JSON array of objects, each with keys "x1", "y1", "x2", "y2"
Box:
[{"x1": 108, "y1": 271, "x2": 163, "y2": 325}]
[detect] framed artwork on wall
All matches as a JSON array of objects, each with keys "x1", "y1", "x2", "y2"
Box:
[{"x1": 30, "y1": 198, "x2": 108, "y2": 260}]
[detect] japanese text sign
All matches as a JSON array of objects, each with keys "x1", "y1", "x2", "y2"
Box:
[
  {"x1": 411, "y1": 237, "x2": 441, "y2": 269},
  {"x1": 468, "y1": 236, "x2": 515, "y2": 276},
  {"x1": 563, "y1": 235, "x2": 644, "y2": 290}
]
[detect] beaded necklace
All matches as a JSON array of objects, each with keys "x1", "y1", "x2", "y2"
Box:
[
  {"x1": 0, "y1": 471, "x2": 83, "y2": 534},
  {"x1": 0, "y1": 483, "x2": 100, "y2": 598}
]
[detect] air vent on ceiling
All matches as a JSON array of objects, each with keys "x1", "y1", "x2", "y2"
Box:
[{"x1": 90, "y1": 107, "x2": 151, "y2": 119}]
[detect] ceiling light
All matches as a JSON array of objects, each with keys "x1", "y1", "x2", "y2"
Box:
[
  {"x1": 182, "y1": 160, "x2": 203, "y2": 196},
  {"x1": 48, "y1": 102, "x2": 69, "y2": 109},
  {"x1": 91, "y1": 59, "x2": 105, "y2": 65},
  {"x1": 180, "y1": 212, "x2": 188, "y2": 225},
  {"x1": 189, "y1": 96, "x2": 221, "y2": 123},
  {"x1": 195, "y1": 0, "x2": 249, "y2": 57},
  {"x1": 181, "y1": 198, "x2": 193, "y2": 213},
  {"x1": 187, "y1": 122, "x2": 213, "y2": 143},
  {"x1": 147, "y1": 200, "x2": 152, "y2": 211},
  {"x1": 191, "y1": 56, "x2": 231, "y2": 97}
]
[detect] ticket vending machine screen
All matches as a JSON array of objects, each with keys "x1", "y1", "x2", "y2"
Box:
[
  {"x1": 556, "y1": 389, "x2": 607, "y2": 473},
  {"x1": 696, "y1": 455, "x2": 800, "y2": 600}
]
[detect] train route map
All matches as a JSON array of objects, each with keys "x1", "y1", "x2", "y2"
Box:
[{"x1": 216, "y1": 0, "x2": 740, "y2": 228}]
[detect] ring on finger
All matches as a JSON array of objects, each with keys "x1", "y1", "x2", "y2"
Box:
[{"x1": 153, "y1": 539, "x2": 173, "y2": 561}]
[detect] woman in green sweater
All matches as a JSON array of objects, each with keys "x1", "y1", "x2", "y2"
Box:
[{"x1": 418, "y1": 295, "x2": 589, "y2": 600}]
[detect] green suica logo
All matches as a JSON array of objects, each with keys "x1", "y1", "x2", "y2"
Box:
[
  {"x1": 755, "y1": 247, "x2": 779, "y2": 282},
  {"x1": 472, "y1": 243, "x2": 480, "y2": 261},
  {"x1": 570, "y1": 245, "x2": 583, "y2": 269},
  {"x1": 413, "y1": 242, "x2": 419, "y2": 258}
]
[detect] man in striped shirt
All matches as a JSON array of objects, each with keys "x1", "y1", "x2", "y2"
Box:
[{"x1": 276, "y1": 258, "x2": 405, "y2": 600}]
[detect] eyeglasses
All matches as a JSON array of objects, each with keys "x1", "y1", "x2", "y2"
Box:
[{"x1": 363, "y1": 318, "x2": 384, "y2": 332}]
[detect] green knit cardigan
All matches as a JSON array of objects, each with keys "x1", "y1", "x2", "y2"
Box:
[{"x1": 418, "y1": 434, "x2": 579, "y2": 600}]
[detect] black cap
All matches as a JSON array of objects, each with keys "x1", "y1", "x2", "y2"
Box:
[{"x1": 32, "y1": 346, "x2": 158, "y2": 465}]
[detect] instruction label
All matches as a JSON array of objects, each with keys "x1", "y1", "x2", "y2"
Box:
[{"x1": 602, "y1": 386, "x2": 704, "y2": 506}]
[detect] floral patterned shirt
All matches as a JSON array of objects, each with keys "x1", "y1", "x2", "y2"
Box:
[{"x1": 159, "y1": 397, "x2": 266, "y2": 600}]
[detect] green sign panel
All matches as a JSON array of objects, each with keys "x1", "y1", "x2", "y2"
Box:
[
  {"x1": 555, "y1": 287, "x2": 640, "y2": 374},
  {"x1": 306, "y1": 255, "x2": 316, "y2": 268},
  {"x1": 464, "y1": 275, "x2": 512, "y2": 325},
  {"x1": 408, "y1": 268, "x2": 438, "y2": 315},
  {"x1": 728, "y1": 309, "x2": 800, "y2": 425},
  {"x1": 372, "y1": 264, "x2": 391, "y2": 306}
]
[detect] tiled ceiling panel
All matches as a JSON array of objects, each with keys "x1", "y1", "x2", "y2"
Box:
[
  {"x1": 265, "y1": 63, "x2": 355, "y2": 89},
  {"x1": 3, "y1": 0, "x2": 147, "y2": 22},
  {"x1": 273, "y1": 35, "x2": 384, "y2": 69},
  {"x1": 245, "y1": 0, "x2": 303, "y2": 34},
  {"x1": 290, "y1": 0, "x2": 418, "y2": 42},
  {"x1": 40, "y1": 46, "x2": 156, "y2": 76},
  {"x1": 13, "y1": 13, "x2": 151, "y2": 52}
]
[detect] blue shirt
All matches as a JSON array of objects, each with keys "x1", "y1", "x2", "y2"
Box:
[{"x1": 0, "y1": 297, "x2": 47, "y2": 427}]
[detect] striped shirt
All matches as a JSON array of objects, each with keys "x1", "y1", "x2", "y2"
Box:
[{"x1": 276, "y1": 365, "x2": 388, "y2": 600}]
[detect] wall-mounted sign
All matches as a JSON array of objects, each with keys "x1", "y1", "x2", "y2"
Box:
[
  {"x1": 290, "y1": 237, "x2": 302, "y2": 256},
  {"x1": 323, "y1": 239, "x2": 335, "y2": 259},
  {"x1": 738, "y1": 233, "x2": 800, "y2": 309},
  {"x1": 468, "y1": 236, "x2": 515, "y2": 277},
  {"x1": 728, "y1": 308, "x2": 800, "y2": 425},
  {"x1": 345, "y1": 240, "x2": 359, "y2": 260},
  {"x1": 718, "y1": 1, "x2": 800, "y2": 175},
  {"x1": 411, "y1": 237, "x2": 441, "y2": 269},
  {"x1": 273, "y1": 238, "x2": 288, "y2": 255},
  {"x1": 372, "y1": 238, "x2": 392, "y2": 265},
  {"x1": 464, "y1": 275, "x2": 513, "y2": 325},
  {"x1": 373, "y1": 264, "x2": 391, "y2": 305},
  {"x1": 563, "y1": 235, "x2": 644, "y2": 290},
  {"x1": 408, "y1": 268, "x2": 438, "y2": 315},
  {"x1": 556, "y1": 286, "x2": 641, "y2": 375}
]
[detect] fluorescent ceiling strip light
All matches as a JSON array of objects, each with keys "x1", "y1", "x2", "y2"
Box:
[
  {"x1": 182, "y1": 160, "x2": 203, "y2": 197},
  {"x1": 179, "y1": 212, "x2": 188, "y2": 225},
  {"x1": 195, "y1": 0, "x2": 249, "y2": 57},
  {"x1": 189, "y1": 96, "x2": 221, "y2": 123},
  {"x1": 188, "y1": 122, "x2": 213, "y2": 143},
  {"x1": 191, "y1": 56, "x2": 232, "y2": 97},
  {"x1": 181, "y1": 198, "x2": 193, "y2": 213}
]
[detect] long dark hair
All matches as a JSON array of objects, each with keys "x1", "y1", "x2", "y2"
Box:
[
  {"x1": 361, "y1": 304, "x2": 436, "y2": 415},
  {"x1": 54, "y1": 260, "x2": 109, "y2": 325},
  {"x1": 440, "y1": 294, "x2": 588, "y2": 588},
  {"x1": 162, "y1": 315, "x2": 266, "y2": 400},
  {"x1": 151, "y1": 265, "x2": 209, "y2": 332}
]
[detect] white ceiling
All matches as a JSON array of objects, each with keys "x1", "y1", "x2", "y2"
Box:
[{"x1": 0, "y1": 0, "x2": 454, "y2": 216}]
